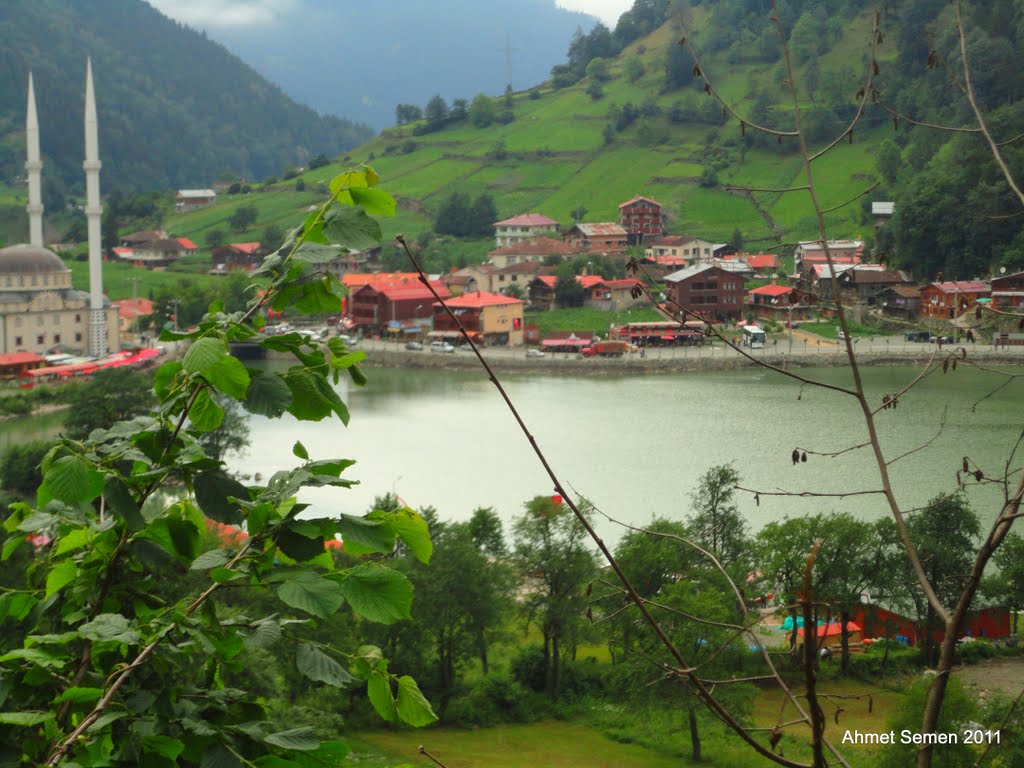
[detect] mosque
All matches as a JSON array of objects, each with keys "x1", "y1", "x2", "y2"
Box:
[{"x1": 0, "y1": 61, "x2": 119, "y2": 356}]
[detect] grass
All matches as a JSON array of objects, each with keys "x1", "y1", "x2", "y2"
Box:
[
  {"x1": 800, "y1": 320, "x2": 888, "y2": 339},
  {"x1": 355, "y1": 722, "x2": 692, "y2": 768},
  {"x1": 525, "y1": 306, "x2": 668, "y2": 338},
  {"x1": 63, "y1": 256, "x2": 224, "y2": 300}
]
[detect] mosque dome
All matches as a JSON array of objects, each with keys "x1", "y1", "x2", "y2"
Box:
[{"x1": 0, "y1": 244, "x2": 69, "y2": 274}]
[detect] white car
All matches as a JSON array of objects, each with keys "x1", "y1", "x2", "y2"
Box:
[
  {"x1": 430, "y1": 341, "x2": 455, "y2": 353},
  {"x1": 525, "y1": 348, "x2": 546, "y2": 359}
]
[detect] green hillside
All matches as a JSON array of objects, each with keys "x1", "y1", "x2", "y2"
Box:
[{"x1": 166, "y1": 0, "x2": 1024, "y2": 280}]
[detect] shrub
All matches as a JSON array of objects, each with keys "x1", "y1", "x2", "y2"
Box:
[
  {"x1": 511, "y1": 645, "x2": 546, "y2": 693},
  {"x1": 957, "y1": 639, "x2": 997, "y2": 664},
  {"x1": 848, "y1": 641, "x2": 921, "y2": 678},
  {"x1": 444, "y1": 673, "x2": 547, "y2": 727}
]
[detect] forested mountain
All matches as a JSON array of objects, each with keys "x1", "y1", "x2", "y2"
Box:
[
  {"x1": 172, "y1": 0, "x2": 597, "y2": 130},
  {"x1": 0, "y1": 0, "x2": 373, "y2": 195}
]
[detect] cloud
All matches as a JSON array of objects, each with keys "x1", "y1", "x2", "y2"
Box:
[
  {"x1": 555, "y1": 0, "x2": 632, "y2": 27},
  {"x1": 147, "y1": 0, "x2": 300, "y2": 28}
]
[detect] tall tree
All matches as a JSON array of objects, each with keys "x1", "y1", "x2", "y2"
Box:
[
  {"x1": 63, "y1": 368, "x2": 154, "y2": 440},
  {"x1": 687, "y1": 464, "x2": 748, "y2": 574},
  {"x1": 513, "y1": 496, "x2": 596, "y2": 699}
]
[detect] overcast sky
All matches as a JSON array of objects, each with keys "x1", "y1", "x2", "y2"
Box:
[{"x1": 147, "y1": 0, "x2": 633, "y2": 28}]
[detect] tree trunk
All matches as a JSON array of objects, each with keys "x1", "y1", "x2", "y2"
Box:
[
  {"x1": 688, "y1": 704, "x2": 701, "y2": 763},
  {"x1": 551, "y1": 633, "x2": 561, "y2": 700},
  {"x1": 543, "y1": 632, "x2": 552, "y2": 697},
  {"x1": 477, "y1": 629, "x2": 489, "y2": 675}
]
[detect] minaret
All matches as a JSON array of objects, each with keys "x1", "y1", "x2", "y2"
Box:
[
  {"x1": 25, "y1": 72, "x2": 44, "y2": 247},
  {"x1": 84, "y1": 58, "x2": 107, "y2": 357}
]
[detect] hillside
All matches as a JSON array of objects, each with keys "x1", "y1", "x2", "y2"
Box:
[
  {"x1": 165, "y1": 0, "x2": 1024, "y2": 280},
  {"x1": 0, "y1": 0, "x2": 372, "y2": 197}
]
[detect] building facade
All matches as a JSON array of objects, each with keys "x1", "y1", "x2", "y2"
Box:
[
  {"x1": 562, "y1": 222, "x2": 628, "y2": 253},
  {"x1": 493, "y1": 214, "x2": 559, "y2": 248},
  {"x1": 918, "y1": 281, "x2": 991, "y2": 320},
  {"x1": 663, "y1": 264, "x2": 745, "y2": 322},
  {"x1": 432, "y1": 291, "x2": 524, "y2": 346},
  {"x1": 618, "y1": 196, "x2": 663, "y2": 244}
]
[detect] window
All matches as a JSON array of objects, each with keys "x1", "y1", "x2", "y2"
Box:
[
  {"x1": 513, "y1": 317, "x2": 522, "y2": 330},
  {"x1": 36, "y1": 335, "x2": 44, "y2": 345},
  {"x1": 75, "y1": 314, "x2": 81, "y2": 323},
  {"x1": 75, "y1": 333, "x2": 82, "y2": 343},
  {"x1": 53, "y1": 334, "x2": 61, "y2": 344},
  {"x1": 15, "y1": 336, "x2": 22, "y2": 347}
]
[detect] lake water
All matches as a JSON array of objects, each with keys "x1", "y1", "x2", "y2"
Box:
[{"x1": 1, "y1": 365, "x2": 1016, "y2": 545}]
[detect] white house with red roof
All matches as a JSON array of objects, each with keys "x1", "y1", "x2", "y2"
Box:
[
  {"x1": 487, "y1": 236, "x2": 580, "y2": 268},
  {"x1": 493, "y1": 213, "x2": 559, "y2": 248},
  {"x1": 432, "y1": 290, "x2": 524, "y2": 346},
  {"x1": 175, "y1": 189, "x2": 217, "y2": 213}
]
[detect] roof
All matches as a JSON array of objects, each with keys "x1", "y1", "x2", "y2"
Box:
[
  {"x1": 800, "y1": 253, "x2": 862, "y2": 265},
  {"x1": 111, "y1": 247, "x2": 133, "y2": 257},
  {"x1": 619, "y1": 195, "x2": 661, "y2": 208},
  {"x1": 137, "y1": 238, "x2": 185, "y2": 253},
  {"x1": 747, "y1": 283, "x2": 792, "y2": 297},
  {"x1": 644, "y1": 255, "x2": 688, "y2": 267},
  {"x1": 567, "y1": 222, "x2": 628, "y2": 237},
  {"x1": 115, "y1": 298, "x2": 155, "y2": 319},
  {"x1": 648, "y1": 235, "x2": 703, "y2": 247},
  {"x1": 379, "y1": 285, "x2": 450, "y2": 301},
  {"x1": 872, "y1": 202, "x2": 895, "y2": 215},
  {"x1": 342, "y1": 272, "x2": 421, "y2": 289},
  {"x1": 878, "y1": 285, "x2": 921, "y2": 298},
  {"x1": 177, "y1": 189, "x2": 216, "y2": 198},
  {"x1": 713, "y1": 259, "x2": 752, "y2": 273},
  {"x1": 577, "y1": 275, "x2": 605, "y2": 289},
  {"x1": 812, "y1": 263, "x2": 860, "y2": 279},
  {"x1": 229, "y1": 242, "x2": 262, "y2": 255},
  {"x1": 0, "y1": 244, "x2": 68, "y2": 274},
  {"x1": 0, "y1": 352, "x2": 45, "y2": 366},
  {"x1": 843, "y1": 268, "x2": 912, "y2": 285},
  {"x1": 488, "y1": 237, "x2": 580, "y2": 257},
  {"x1": 745, "y1": 254, "x2": 779, "y2": 269},
  {"x1": 797, "y1": 239, "x2": 864, "y2": 250},
  {"x1": 593, "y1": 279, "x2": 642, "y2": 290},
  {"x1": 176, "y1": 237, "x2": 199, "y2": 250},
  {"x1": 437, "y1": 290, "x2": 523, "y2": 308},
  {"x1": 494, "y1": 213, "x2": 559, "y2": 228},
  {"x1": 663, "y1": 264, "x2": 718, "y2": 283},
  {"x1": 121, "y1": 230, "x2": 165, "y2": 243},
  {"x1": 927, "y1": 281, "x2": 991, "y2": 294}
]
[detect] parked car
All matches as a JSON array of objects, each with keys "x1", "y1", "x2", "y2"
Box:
[
  {"x1": 836, "y1": 331, "x2": 848, "y2": 341},
  {"x1": 930, "y1": 335, "x2": 955, "y2": 344},
  {"x1": 404, "y1": 341, "x2": 424, "y2": 351},
  {"x1": 430, "y1": 341, "x2": 455, "y2": 353},
  {"x1": 338, "y1": 333, "x2": 361, "y2": 345},
  {"x1": 525, "y1": 348, "x2": 546, "y2": 359},
  {"x1": 905, "y1": 331, "x2": 931, "y2": 342}
]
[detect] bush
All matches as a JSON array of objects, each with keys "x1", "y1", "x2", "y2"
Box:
[
  {"x1": 443, "y1": 672, "x2": 542, "y2": 727},
  {"x1": 511, "y1": 645, "x2": 546, "y2": 693},
  {"x1": 957, "y1": 639, "x2": 997, "y2": 664},
  {"x1": 848, "y1": 641, "x2": 921, "y2": 678}
]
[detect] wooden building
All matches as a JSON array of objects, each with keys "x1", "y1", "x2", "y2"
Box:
[
  {"x1": 618, "y1": 196, "x2": 663, "y2": 244},
  {"x1": 662, "y1": 264, "x2": 745, "y2": 322}
]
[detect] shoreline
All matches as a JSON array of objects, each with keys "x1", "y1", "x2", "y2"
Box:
[{"x1": 350, "y1": 345, "x2": 1024, "y2": 376}]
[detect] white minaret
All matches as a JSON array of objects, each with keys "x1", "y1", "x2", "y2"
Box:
[
  {"x1": 84, "y1": 58, "x2": 107, "y2": 357},
  {"x1": 25, "y1": 72, "x2": 44, "y2": 247}
]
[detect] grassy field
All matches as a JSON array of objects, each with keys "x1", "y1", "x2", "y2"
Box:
[
  {"x1": 64, "y1": 257, "x2": 224, "y2": 300},
  {"x1": 525, "y1": 306, "x2": 668, "y2": 338}
]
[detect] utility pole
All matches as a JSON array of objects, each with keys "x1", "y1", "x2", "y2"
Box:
[{"x1": 498, "y1": 33, "x2": 517, "y2": 90}]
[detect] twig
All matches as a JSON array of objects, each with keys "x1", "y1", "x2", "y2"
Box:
[{"x1": 418, "y1": 746, "x2": 450, "y2": 768}]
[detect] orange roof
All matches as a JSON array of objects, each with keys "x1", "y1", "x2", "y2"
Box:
[
  {"x1": 494, "y1": 213, "x2": 558, "y2": 227},
  {"x1": 342, "y1": 272, "x2": 421, "y2": 289},
  {"x1": 747, "y1": 283, "x2": 792, "y2": 297},
  {"x1": 436, "y1": 291, "x2": 523, "y2": 308},
  {"x1": 115, "y1": 298, "x2": 155, "y2": 319},
  {"x1": 231, "y1": 242, "x2": 262, "y2": 255},
  {"x1": 746, "y1": 254, "x2": 779, "y2": 269},
  {"x1": 176, "y1": 237, "x2": 199, "y2": 250},
  {"x1": 0, "y1": 352, "x2": 45, "y2": 366},
  {"x1": 619, "y1": 195, "x2": 661, "y2": 208}
]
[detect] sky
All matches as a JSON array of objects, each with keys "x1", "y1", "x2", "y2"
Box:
[{"x1": 148, "y1": 0, "x2": 633, "y2": 28}]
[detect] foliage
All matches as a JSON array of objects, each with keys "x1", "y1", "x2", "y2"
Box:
[
  {"x1": 0, "y1": 167, "x2": 437, "y2": 766},
  {"x1": 984, "y1": 532, "x2": 1024, "y2": 633},
  {"x1": 433, "y1": 191, "x2": 497, "y2": 238},
  {"x1": 62, "y1": 368, "x2": 155, "y2": 440},
  {"x1": 0, "y1": 441, "x2": 56, "y2": 498},
  {"x1": 229, "y1": 205, "x2": 259, "y2": 233},
  {"x1": 847, "y1": 641, "x2": 921, "y2": 678},
  {"x1": 875, "y1": 677, "x2": 978, "y2": 768},
  {"x1": 470, "y1": 93, "x2": 499, "y2": 128},
  {"x1": 686, "y1": 464, "x2": 748, "y2": 574}
]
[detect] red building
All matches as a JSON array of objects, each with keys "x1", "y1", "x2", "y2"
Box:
[
  {"x1": 211, "y1": 242, "x2": 267, "y2": 272},
  {"x1": 992, "y1": 270, "x2": 1024, "y2": 312},
  {"x1": 618, "y1": 196, "x2": 664, "y2": 245},
  {"x1": 918, "y1": 281, "x2": 991, "y2": 320},
  {"x1": 0, "y1": 352, "x2": 45, "y2": 380},
  {"x1": 349, "y1": 282, "x2": 448, "y2": 334},
  {"x1": 850, "y1": 604, "x2": 1009, "y2": 647},
  {"x1": 663, "y1": 264, "x2": 746, "y2": 322}
]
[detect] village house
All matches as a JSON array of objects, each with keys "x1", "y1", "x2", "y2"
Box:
[
  {"x1": 741, "y1": 253, "x2": 780, "y2": 275},
  {"x1": 662, "y1": 264, "x2": 745, "y2": 322},
  {"x1": 618, "y1": 196, "x2": 664, "y2": 244},
  {"x1": 713, "y1": 257, "x2": 754, "y2": 280},
  {"x1": 644, "y1": 235, "x2": 716, "y2": 261},
  {"x1": 118, "y1": 238, "x2": 187, "y2": 269},
  {"x1": 746, "y1": 283, "x2": 795, "y2": 314},
  {"x1": 918, "y1": 281, "x2": 992, "y2": 320},
  {"x1": 431, "y1": 291, "x2": 524, "y2": 346},
  {"x1": 874, "y1": 285, "x2": 921, "y2": 320},
  {"x1": 493, "y1": 214, "x2": 559, "y2": 248},
  {"x1": 449, "y1": 262, "x2": 543, "y2": 295},
  {"x1": 794, "y1": 239, "x2": 864, "y2": 272},
  {"x1": 114, "y1": 297, "x2": 155, "y2": 337},
  {"x1": 175, "y1": 189, "x2": 217, "y2": 213},
  {"x1": 349, "y1": 281, "x2": 449, "y2": 335},
  {"x1": 176, "y1": 237, "x2": 199, "y2": 256},
  {"x1": 991, "y1": 270, "x2": 1024, "y2": 312},
  {"x1": 447, "y1": 265, "x2": 494, "y2": 295},
  {"x1": 584, "y1": 278, "x2": 643, "y2": 311},
  {"x1": 527, "y1": 274, "x2": 605, "y2": 311},
  {"x1": 798, "y1": 262, "x2": 867, "y2": 300},
  {"x1": 836, "y1": 267, "x2": 916, "y2": 304},
  {"x1": 323, "y1": 247, "x2": 382, "y2": 280},
  {"x1": 211, "y1": 242, "x2": 266, "y2": 273},
  {"x1": 487, "y1": 237, "x2": 580, "y2": 268},
  {"x1": 0, "y1": 352, "x2": 46, "y2": 380},
  {"x1": 562, "y1": 222, "x2": 629, "y2": 253}
]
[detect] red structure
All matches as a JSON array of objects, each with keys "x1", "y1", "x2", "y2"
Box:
[
  {"x1": 663, "y1": 264, "x2": 746, "y2": 322},
  {"x1": 918, "y1": 281, "x2": 991, "y2": 320},
  {"x1": 618, "y1": 196, "x2": 664, "y2": 245},
  {"x1": 0, "y1": 352, "x2": 45, "y2": 379},
  {"x1": 850, "y1": 604, "x2": 1010, "y2": 646},
  {"x1": 992, "y1": 270, "x2": 1024, "y2": 312},
  {"x1": 349, "y1": 282, "x2": 448, "y2": 334},
  {"x1": 211, "y1": 242, "x2": 267, "y2": 272}
]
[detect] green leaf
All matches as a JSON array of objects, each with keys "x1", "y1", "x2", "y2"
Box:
[
  {"x1": 337, "y1": 515, "x2": 395, "y2": 556},
  {"x1": 328, "y1": 169, "x2": 371, "y2": 196},
  {"x1": 182, "y1": 337, "x2": 227, "y2": 374},
  {"x1": 323, "y1": 205, "x2": 383, "y2": 251},
  {"x1": 388, "y1": 509, "x2": 432, "y2": 565},
  {"x1": 0, "y1": 711, "x2": 53, "y2": 726},
  {"x1": 330, "y1": 351, "x2": 366, "y2": 371},
  {"x1": 189, "y1": 388, "x2": 225, "y2": 433},
  {"x1": 293, "y1": 278, "x2": 343, "y2": 315},
  {"x1": 43, "y1": 455, "x2": 103, "y2": 505},
  {"x1": 54, "y1": 687, "x2": 103, "y2": 705},
  {"x1": 247, "y1": 619, "x2": 281, "y2": 649},
  {"x1": 103, "y1": 476, "x2": 145, "y2": 532},
  {"x1": 296, "y1": 643, "x2": 354, "y2": 688},
  {"x1": 292, "y1": 441, "x2": 309, "y2": 460},
  {"x1": 283, "y1": 370, "x2": 334, "y2": 422},
  {"x1": 0, "y1": 593, "x2": 37, "y2": 622},
  {"x1": 340, "y1": 564, "x2": 413, "y2": 624},
  {"x1": 1, "y1": 534, "x2": 23, "y2": 561},
  {"x1": 0, "y1": 647, "x2": 64, "y2": 669},
  {"x1": 205, "y1": 355, "x2": 250, "y2": 399},
  {"x1": 276, "y1": 571, "x2": 345, "y2": 618},
  {"x1": 78, "y1": 614, "x2": 142, "y2": 645},
  {"x1": 142, "y1": 735, "x2": 185, "y2": 760},
  {"x1": 54, "y1": 527, "x2": 89, "y2": 556},
  {"x1": 396, "y1": 676, "x2": 438, "y2": 727},
  {"x1": 45, "y1": 559, "x2": 77, "y2": 598},
  {"x1": 200, "y1": 743, "x2": 243, "y2": 768},
  {"x1": 350, "y1": 187, "x2": 396, "y2": 217},
  {"x1": 293, "y1": 242, "x2": 342, "y2": 263},
  {"x1": 194, "y1": 471, "x2": 249, "y2": 525},
  {"x1": 154, "y1": 360, "x2": 183, "y2": 399},
  {"x1": 190, "y1": 548, "x2": 234, "y2": 571},
  {"x1": 274, "y1": 528, "x2": 324, "y2": 562},
  {"x1": 86, "y1": 710, "x2": 127, "y2": 733},
  {"x1": 244, "y1": 372, "x2": 292, "y2": 417},
  {"x1": 367, "y1": 671, "x2": 397, "y2": 722},
  {"x1": 264, "y1": 727, "x2": 320, "y2": 751}
]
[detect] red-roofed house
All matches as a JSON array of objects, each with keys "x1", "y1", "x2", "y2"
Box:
[
  {"x1": 743, "y1": 254, "x2": 780, "y2": 273},
  {"x1": 432, "y1": 291, "x2": 524, "y2": 346},
  {"x1": 918, "y1": 281, "x2": 991, "y2": 320},
  {"x1": 992, "y1": 270, "x2": 1024, "y2": 312},
  {"x1": 527, "y1": 274, "x2": 611, "y2": 311},
  {"x1": 0, "y1": 352, "x2": 45, "y2": 379},
  {"x1": 493, "y1": 214, "x2": 559, "y2": 248},
  {"x1": 619, "y1": 196, "x2": 663, "y2": 244},
  {"x1": 747, "y1": 283, "x2": 794, "y2": 309},
  {"x1": 487, "y1": 237, "x2": 580, "y2": 268},
  {"x1": 562, "y1": 222, "x2": 628, "y2": 253},
  {"x1": 211, "y1": 242, "x2": 267, "y2": 272},
  {"x1": 585, "y1": 279, "x2": 643, "y2": 311},
  {"x1": 350, "y1": 282, "x2": 449, "y2": 334},
  {"x1": 114, "y1": 298, "x2": 155, "y2": 335},
  {"x1": 175, "y1": 237, "x2": 199, "y2": 254}
]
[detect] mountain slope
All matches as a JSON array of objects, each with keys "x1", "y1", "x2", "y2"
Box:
[
  {"x1": 179, "y1": 0, "x2": 597, "y2": 131},
  {"x1": 0, "y1": 0, "x2": 373, "y2": 194}
]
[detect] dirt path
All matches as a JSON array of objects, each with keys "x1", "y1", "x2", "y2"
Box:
[{"x1": 955, "y1": 655, "x2": 1024, "y2": 698}]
